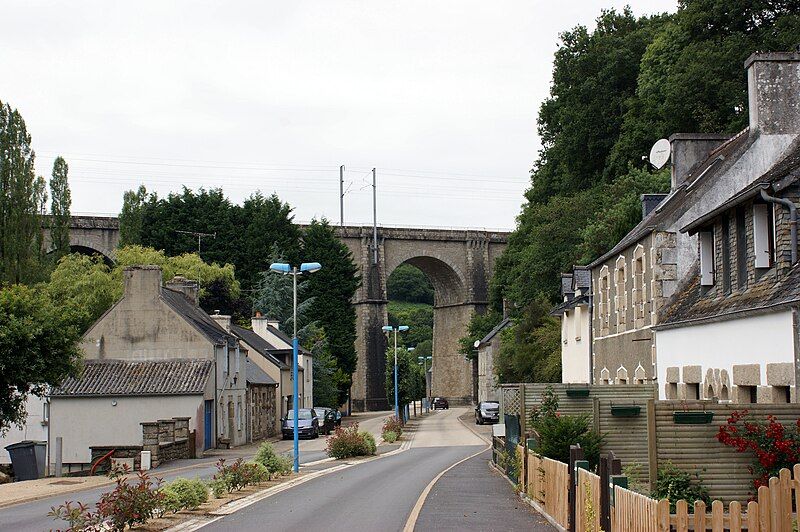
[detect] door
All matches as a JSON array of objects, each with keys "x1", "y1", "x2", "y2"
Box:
[{"x1": 204, "y1": 400, "x2": 213, "y2": 450}]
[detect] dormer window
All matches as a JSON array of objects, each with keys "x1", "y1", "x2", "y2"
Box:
[
  {"x1": 699, "y1": 231, "x2": 715, "y2": 286},
  {"x1": 753, "y1": 203, "x2": 775, "y2": 269}
]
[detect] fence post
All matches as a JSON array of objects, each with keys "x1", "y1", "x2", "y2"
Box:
[
  {"x1": 647, "y1": 398, "x2": 658, "y2": 492},
  {"x1": 520, "y1": 384, "x2": 527, "y2": 490},
  {"x1": 568, "y1": 444, "x2": 585, "y2": 532},
  {"x1": 609, "y1": 474, "x2": 628, "y2": 524},
  {"x1": 600, "y1": 451, "x2": 621, "y2": 532}
]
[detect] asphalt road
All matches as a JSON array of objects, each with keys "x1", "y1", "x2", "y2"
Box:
[
  {"x1": 203, "y1": 408, "x2": 552, "y2": 532},
  {"x1": 0, "y1": 412, "x2": 390, "y2": 531}
]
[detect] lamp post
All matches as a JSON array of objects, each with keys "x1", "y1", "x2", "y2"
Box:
[
  {"x1": 269, "y1": 261, "x2": 322, "y2": 473},
  {"x1": 382, "y1": 325, "x2": 409, "y2": 420},
  {"x1": 418, "y1": 355, "x2": 432, "y2": 412}
]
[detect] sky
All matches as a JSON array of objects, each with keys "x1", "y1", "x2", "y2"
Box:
[{"x1": 2, "y1": 1, "x2": 676, "y2": 231}]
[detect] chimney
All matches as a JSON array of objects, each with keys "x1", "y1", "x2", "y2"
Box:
[
  {"x1": 165, "y1": 275, "x2": 199, "y2": 306},
  {"x1": 641, "y1": 194, "x2": 668, "y2": 218},
  {"x1": 123, "y1": 266, "x2": 162, "y2": 301},
  {"x1": 252, "y1": 314, "x2": 281, "y2": 339},
  {"x1": 560, "y1": 274, "x2": 574, "y2": 302},
  {"x1": 210, "y1": 311, "x2": 232, "y2": 333},
  {"x1": 746, "y1": 52, "x2": 800, "y2": 135},
  {"x1": 668, "y1": 133, "x2": 732, "y2": 189}
]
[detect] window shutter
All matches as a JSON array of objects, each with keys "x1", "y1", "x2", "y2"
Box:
[
  {"x1": 700, "y1": 231, "x2": 715, "y2": 286},
  {"x1": 753, "y1": 204, "x2": 771, "y2": 268}
]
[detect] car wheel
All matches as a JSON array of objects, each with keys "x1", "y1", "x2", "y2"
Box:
[{"x1": 476, "y1": 416, "x2": 482, "y2": 425}]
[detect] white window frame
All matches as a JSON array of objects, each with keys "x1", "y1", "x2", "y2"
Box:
[
  {"x1": 753, "y1": 204, "x2": 772, "y2": 269},
  {"x1": 614, "y1": 256, "x2": 627, "y2": 332},
  {"x1": 235, "y1": 346, "x2": 240, "y2": 374},
  {"x1": 223, "y1": 345, "x2": 230, "y2": 374},
  {"x1": 573, "y1": 305, "x2": 581, "y2": 341},
  {"x1": 699, "y1": 231, "x2": 715, "y2": 286}
]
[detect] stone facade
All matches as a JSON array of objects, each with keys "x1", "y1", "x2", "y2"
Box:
[{"x1": 90, "y1": 416, "x2": 191, "y2": 472}]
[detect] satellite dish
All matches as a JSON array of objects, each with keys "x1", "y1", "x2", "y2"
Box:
[
  {"x1": 649, "y1": 139, "x2": 671, "y2": 169},
  {"x1": 473, "y1": 339, "x2": 481, "y2": 348}
]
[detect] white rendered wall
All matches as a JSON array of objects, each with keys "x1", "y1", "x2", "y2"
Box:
[
  {"x1": 655, "y1": 310, "x2": 794, "y2": 398},
  {"x1": 561, "y1": 305, "x2": 591, "y2": 383},
  {"x1": 0, "y1": 395, "x2": 48, "y2": 464}
]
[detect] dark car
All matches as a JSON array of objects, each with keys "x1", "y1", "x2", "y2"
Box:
[
  {"x1": 281, "y1": 408, "x2": 319, "y2": 439},
  {"x1": 313, "y1": 407, "x2": 336, "y2": 435},
  {"x1": 332, "y1": 409, "x2": 342, "y2": 427},
  {"x1": 432, "y1": 397, "x2": 449, "y2": 410},
  {"x1": 475, "y1": 401, "x2": 500, "y2": 424}
]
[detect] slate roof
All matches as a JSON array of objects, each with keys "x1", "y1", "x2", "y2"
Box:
[
  {"x1": 161, "y1": 288, "x2": 234, "y2": 346},
  {"x1": 267, "y1": 325, "x2": 311, "y2": 355},
  {"x1": 572, "y1": 267, "x2": 591, "y2": 290},
  {"x1": 231, "y1": 325, "x2": 289, "y2": 370},
  {"x1": 550, "y1": 295, "x2": 590, "y2": 317},
  {"x1": 52, "y1": 359, "x2": 212, "y2": 397},
  {"x1": 587, "y1": 130, "x2": 752, "y2": 268},
  {"x1": 246, "y1": 358, "x2": 277, "y2": 386},
  {"x1": 478, "y1": 317, "x2": 511, "y2": 346},
  {"x1": 656, "y1": 262, "x2": 800, "y2": 328},
  {"x1": 560, "y1": 274, "x2": 574, "y2": 298}
]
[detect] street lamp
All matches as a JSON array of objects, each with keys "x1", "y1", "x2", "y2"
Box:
[
  {"x1": 417, "y1": 354, "x2": 432, "y2": 412},
  {"x1": 382, "y1": 325, "x2": 409, "y2": 420},
  {"x1": 269, "y1": 261, "x2": 322, "y2": 473}
]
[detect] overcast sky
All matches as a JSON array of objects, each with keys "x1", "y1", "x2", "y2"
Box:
[{"x1": 2, "y1": 1, "x2": 675, "y2": 230}]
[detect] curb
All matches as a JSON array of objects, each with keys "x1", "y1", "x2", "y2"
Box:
[{"x1": 456, "y1": 412, "x2": 493, "y2": 445}]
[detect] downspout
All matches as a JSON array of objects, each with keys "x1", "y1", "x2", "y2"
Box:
[{"x1": 760, "y1": 187, "x2": 797, "y2": 264}]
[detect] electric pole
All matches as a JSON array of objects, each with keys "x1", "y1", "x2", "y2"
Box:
[
  {"x1": 340, "y1": 165, "x2": 345, "y2": 226},
  {"x1": 174, "y1": 230, "x2": 216, "y2": 290},
  {"x1": 372, "y1": 168, "x2": 378, "y2": 265}
]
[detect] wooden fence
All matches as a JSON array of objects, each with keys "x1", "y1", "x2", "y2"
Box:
[
  {"x1": 576, "y1": 468, "x2": 601, "y2": 532},
  {"x1": 524, "y1": 450, "x2": 570, "y2": 529}
]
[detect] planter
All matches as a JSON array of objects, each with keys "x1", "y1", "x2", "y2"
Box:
[
  {"x1": 565, "y1": 387, "x2": 590, "y2": 398},
  {"x1": 611, "y1": 405, "x2": 641, "y2": 417},
  {"x1": 673, "y1": 411, "x2": 714, "y2": 424}
]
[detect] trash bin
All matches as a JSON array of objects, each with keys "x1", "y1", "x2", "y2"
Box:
[{"x1": 5, "y1": 441, "x2": 47, "y2": 481}]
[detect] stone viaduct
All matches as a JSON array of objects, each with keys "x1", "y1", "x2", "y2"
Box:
[{"x1": 52, "y1": 216, "x2": 509, "y2": 411}]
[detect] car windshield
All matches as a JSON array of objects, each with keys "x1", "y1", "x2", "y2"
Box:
[
  {"x1": 482, "y1": 402, "x2": 499, "y2": 409},
  {"x1": 287, "y1": 410, "x2": 313, "y2": 420}
]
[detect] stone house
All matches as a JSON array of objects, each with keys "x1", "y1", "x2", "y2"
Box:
[
  {"x1": 475, "y1": 317, "x2": 510, "y2": 403},
  {"x1": 588, "y1": 51, "x2": 800, "y2": 387},
  {"x1": 655, "y1": 140, "x2": 800, "y2": 403},
  {"x1": 245, "y1": 358, "x2": 278, "y2": 441},
  {"x1": 51, "y1": 266, "x2": 249, "y2": 469},
  {"x1": 550, "y1": 266, "x2": 591, "y2": 384}
]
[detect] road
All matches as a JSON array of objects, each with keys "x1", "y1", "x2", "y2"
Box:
[
  {"x1": 202, "y1": 408, "x2": 552, "y2": 531},
  {"x1": 0, "y1": 412, "x2": 390, "y2": 531}
]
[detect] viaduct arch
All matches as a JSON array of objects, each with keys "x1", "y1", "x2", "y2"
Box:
[{"x1": 53, "y1": 216, "x2": 509, "y2": 411}]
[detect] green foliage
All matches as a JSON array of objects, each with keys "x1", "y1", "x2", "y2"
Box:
[
  {"x1": 652, "y1": 461, "x2": 710, "y2": 513},
  {"x1": 382, "y1": 430, "x2": 398, "y2": 443},
  {"x1": 458, "y1": 309, "x2": 503, "y2": 359},
  {"x1": 119, "y1": 185, "x2": 147, "y2": 247},
  {"x1": 49, "y1": 156, "x2": 71, "y2": 259},
  {"x1": 382, "y1": 416, "x2": 403, "y2": 437},
  {"x1": 254, "y1": 442, "x2": 292, "y2": 477},
  {"x1": 326, "y1": 423, "x2": 377, "y2": 459},
  {"x1": 494, "y1": 300, "x2": 561, "y2": 384},
  {"x1": 212, "y1": 458, "x2": 268, "y2": 493},
  {"x1": 160, "y1": 478, "x2": 208, "y2": 512},
  {"x1": 0, "y1": 284, "x2": 82, "y2": 433},
  {"x1": 387, "y1": 264, "x2": 433, "y2": 304},
  {"x1": 387, "y1": 301, "x2": 433, "y2": 349},
  {"x1": 0, "y1": 100, "x2": 47, "y2": 285},
  {"x1": 301, "y1": 219, "x2": 360, "y2": 403},
  {"x1": 385, "y1": 346, "x2": 426, "y2": 407},
  {"x1": 311, "y1": 332, "x2": 341, "y2": 409},
  {"x1": 529, "y1": 388, "x2": 604, "y2": 468},
  {"x1": 209, "y1": 479, "x2": 226, "y2": 499}
]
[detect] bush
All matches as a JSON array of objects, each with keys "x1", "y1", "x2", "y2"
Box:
[
  {"x1": 652, "y1": 461, "x2": 710, "y2": 513},
  {"x1": 209, "y1": 479, "x2": 226, "y2": 499},
  {"x1": 382, "y1": 417, "x2": 403, "y2": 437},
  {"x1": 160, "y1": 478, "x2": 208, "y2": 513},
  {"x1": 382, "y1": 430, "x2": 398, "y2": 443},
  {"x1": 213, "y1": 458, "x2": 248, "y2": 492},
  {"x1": 254, "y1": 442, "x2": 292, "y2": 477},
  {"x1": 242, "y1": 462, "x2": 270, "y2": 485},
  {"x1": 326, "y1": 423, "x2": 377, "y2": 459}
]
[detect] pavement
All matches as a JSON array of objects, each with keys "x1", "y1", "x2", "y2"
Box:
[{"x1": 0, "y1": 411, "x2": 390, "y2": 531}]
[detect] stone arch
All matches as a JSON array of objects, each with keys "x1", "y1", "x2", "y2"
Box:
[
  {"x1": 634, "y1": 364, "x2": 647, "y2": 384},
  {"x1": 69, "y1": 235, "x2": 115, "y2": 263},
  {"x1": 67, "y1": 245, "x2": 114, "y2": 266},
  {"x1": 600, "y1": 367, "x2": 610, "y2": 385},
  {"x1": 385, "y1": 253, "x2": 468, "y2": 306},
  {"x1": 616, "y1": 366, "x2": 629, "y2": 385}
]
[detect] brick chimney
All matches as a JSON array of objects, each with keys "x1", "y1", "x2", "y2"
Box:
[
  {"x1": 746, "y1": 52, "x2": 800, "y2": 135},
  {"x1": 123, "y1": 266, "x2": 162, "y2": 301},
  {"x1": 210, "y1": 311, "x2": 232, "y2": 333},
  {"x1": 668, "y1": 133, "x2": 731, "y2": 189},
  {"x1": 165, "y1": 275, "x2": 199, "y2": 306},
  {"x1": 252, "y1": 314, "x2": 281, "y2": 340}
]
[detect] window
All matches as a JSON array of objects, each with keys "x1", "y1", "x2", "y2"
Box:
[
  {"x1": 699, "y1": 231, "x2": 715, "y2": 286},
  {"x1": 721, "y1": 214, "x2": 731, "y2": 294},
  {"x1": 42, "y1": 401, "x2": 50, "y2": 424},
  {"x1": 562, "y1": 312, "x2": 568, "y2": 344},
  {"x1": 573, "y1": 306, "x2": 581, "y2": 341},
  {"x1": 736, "y1": 206, "x2": 747, "y2": 288},
  {"x1": 598, "y1": 266, "x2": 610, "y2": 334},
  {"x1": 614, "y1": 257, "x2": 627, "y2": 332},
  {"x1": 236, "y1": 399, "x2": 243, "y2": 430},
  {"x1": 223, "y1": 346, "x2": 230, "y2": 374},
  {"x1": 235, "y1": 346, "x2": 240, "y2": 374},
  {"x1": 753, "y1": 203, "x2": 775, "y2": 269},
  {"x1": 632, "y1": 245, "x2": 646, "y2": 328}
]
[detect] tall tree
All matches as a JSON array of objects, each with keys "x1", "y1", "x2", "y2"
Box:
[
  {"x1": 0, "y1": 101, "x2": 44, "y2": 284},
  {"x1": 118, "y1": 185, "x2": 147, "y2": 247},
  {"x1": 0, "y1": 284, "x2": 82, "y2": 433},
  {"x1": 301, "y1": 219, "x2": 360, "y2": 402},
  {"x1": 49, "y1": 156, "x2": 71, "y2": 258}
]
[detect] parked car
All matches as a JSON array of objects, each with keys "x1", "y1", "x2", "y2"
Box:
[
  {"x1": 432, "y1": 397, "x2": 449, "y2": 410},
  {"x1": 313, "y1": 407, "x2": 336, "y2": 435},
  {"x1": 475, "y1": 401, "x2": 500, "y2": 424},
  {"x1": 332, "y1": 408, "x2": 342, "y2": 427},
  {"x1": 281, "y1": 408, "x2": 319, "y2": 439}
]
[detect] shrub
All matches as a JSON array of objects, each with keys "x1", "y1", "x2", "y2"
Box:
[
  {"x1": 242, "y1": 462, "x2": 270, "y2": 485},
  {"x1": 382, "y1": 417, "x2": 403, "y2": 437},
  {"x1": 160, "y1": 478, "x2": 208, "y2": 512},
  {"x1": 213, "y1": 458, "x2": 248, "y2": 492},
  {"x1": 382, "y1": 430, "x2": 398, "y2": 443},
  {"x1": 254, "y1": 442, "x2": 292, "y2": 477},
  {"x1": 651, "y1": 461, "x2": 710, "y2": 513},
  {"x1": 209, "y1": 479, "x2": 226, "y2": 499},
  {"x1": 717, "y1": 409, "x2": 800, "y2": 491},
  {"x1": 326, "y1": 423, "x2": 377, "y2": 459}
]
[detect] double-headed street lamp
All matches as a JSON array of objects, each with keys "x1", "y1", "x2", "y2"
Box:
[
  {"x1": 382, "y1": 325, "x2": 409, "y2": 420},
  {"x1": 269, "y1": 261, "x2": 322, "y2": 473}
]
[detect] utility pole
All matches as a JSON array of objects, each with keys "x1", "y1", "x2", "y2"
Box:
[
  {"x1": 372, "y1": 168, "x2": 378, "y2": 264},
  {"x1": 340, "y1": 165, "x2": 345, "y2": 227}
]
